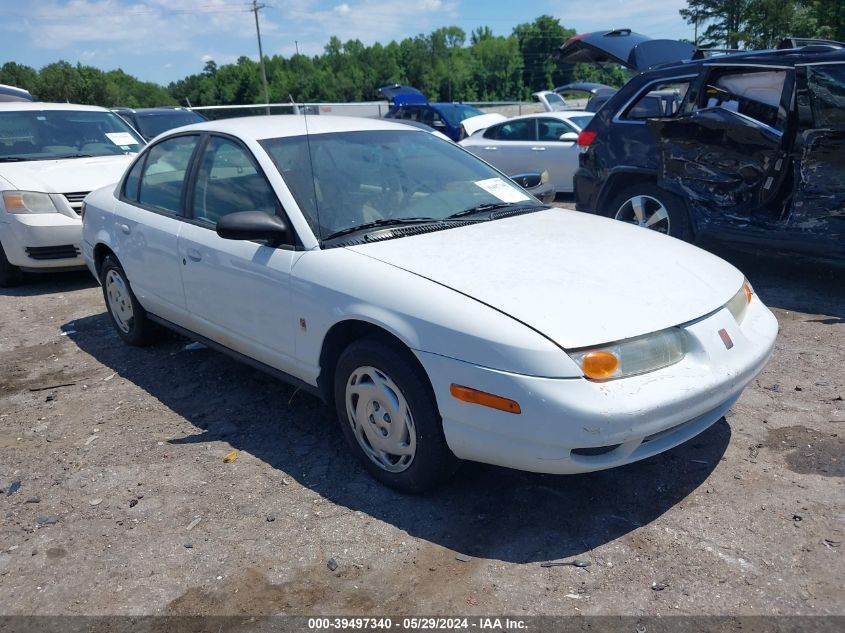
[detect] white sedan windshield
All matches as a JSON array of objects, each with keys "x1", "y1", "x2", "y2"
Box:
[
  {"x1": 261, "y1": 129, "x2": 538, "y2": 240},
  {"x1": 0, "y1": 110, "x2": 144, "y2": 161}
]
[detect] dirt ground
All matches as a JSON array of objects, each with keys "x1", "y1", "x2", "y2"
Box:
[{"x1": 0, "y1": 215, "x2": 843, "y2": 621}]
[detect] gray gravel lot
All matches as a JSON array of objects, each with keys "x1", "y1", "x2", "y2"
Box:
[{"x1": 0, "y1": 217, "x2": 843, "y2": 620}]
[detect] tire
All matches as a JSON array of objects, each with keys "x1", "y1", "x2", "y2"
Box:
[
  {"x1": 99, "y1": 255, "x2": 160, "y2": 346},
  {"x1": 607, "y1": 183, "x2": 693, "y2": 242},
  {"x1": 0, "y1": 242, "x2": 23, "y2": 288},
  {"x1": 334, "y1": 338, "x2": 459, "y2": 493}
]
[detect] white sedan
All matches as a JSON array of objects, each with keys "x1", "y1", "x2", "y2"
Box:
[
  {"x1": 459, "y1": 110, "x2": 594, "y2": 193},
  {"x1": 81, "y1": 115, "x2": 777, "y2": 492}
]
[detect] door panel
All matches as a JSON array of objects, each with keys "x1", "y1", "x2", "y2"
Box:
[
  {"x1": 178, "y1": 225, "x2": 298, "y2": 373},
  {"x1": 178, "y1": 134, "x2": 299, "y2": 374},
  {"x1": 115, "y1": 134, "x2": 199, "y2": 324},
  {"x1": 648, "y1": 108, "x2": 784, "y2": 221}
]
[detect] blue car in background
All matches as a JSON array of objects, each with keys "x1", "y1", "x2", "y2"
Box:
[{"x1": 379, "y1": 84, "x2": 484, "y2": 142}]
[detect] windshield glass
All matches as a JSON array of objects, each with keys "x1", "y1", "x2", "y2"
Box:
[
  {"x1": 435, "y1": 104, "x2": 484, "y2": 127},
  {"x1": 135, "y1": 111, "x2": 205, "y2": 139},
  {"x1": 0, "y1": 109, "x2": 143, "y2": 160},
  {"x1": 260, "y1": 129, "x2": 537, "y2": 241}
]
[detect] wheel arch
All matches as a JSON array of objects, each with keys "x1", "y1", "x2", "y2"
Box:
[
  {"x1": 317, "y1": 318, "x2": 434, "y2": 408},
  {"x1": 93, "y1": 242, "x2": 118, "y2": 282}
]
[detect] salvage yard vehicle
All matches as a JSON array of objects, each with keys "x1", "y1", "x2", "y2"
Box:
[
  {"x1": 0, "y1": 102, "x2": 144, "y2": 286},
  {"x1": 379, "y1": 84, "x2": 484, "y2": 142},
  {"x1": 459, "y1": 111, "x2": 594, "y2": 193},
  {"x1": 566, "y1": 35, "x2": 845, "y2": 261},
  {"x1": 112, "y1": 106, "x2": 206, "y2": 141},
  {"x1": 81, "y1": 115, "x2": 778, "y2": 492}
]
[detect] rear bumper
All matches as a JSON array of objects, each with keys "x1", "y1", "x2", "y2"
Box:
[
  {"x1": 1, "y1": 213, "x2": 83, "y2": 269},
  {"x1": 416, "y1": 296, "x2": 778, "y2": 474},
  {"x1": 573, "y1": 168, "x2": 598, "y2": 213}
]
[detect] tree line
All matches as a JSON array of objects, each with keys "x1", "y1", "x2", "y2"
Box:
[
  {"x1": 0, "y1": 16, "x2": 625, "y2": 108},
  {"x1": 681, "y1": 0, "x2": 843, "y2": 49},
  {"x1": 1, "y1": 7, "x2": 840, "y2": 109}
]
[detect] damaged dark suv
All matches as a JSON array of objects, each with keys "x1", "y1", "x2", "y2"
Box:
[{"x1": 567, "y1": 33, "x2": 845, "y2": 262}]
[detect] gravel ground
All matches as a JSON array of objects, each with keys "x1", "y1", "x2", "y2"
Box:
[{"x1": 0, "y1": 225, "x2": 842, "y2": 621}]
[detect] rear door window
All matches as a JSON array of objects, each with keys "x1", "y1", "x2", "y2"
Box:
[
  {"x1": 806, "y1": 64, "x2": 845, "y2": 129},
  {"x1": 622, "y1": 80, "x2": 690, "y2": 120},
  {"x1": 136, "y1": 134, "x2": 199, "y2": 216},
  {"x1": 698, "y1": 67, "x2": 788, "y2": 131},
  {"x1": 483, "y1": 119, "x2": 536, "y2": 141}
]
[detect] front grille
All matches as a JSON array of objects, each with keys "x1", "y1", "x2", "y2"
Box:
[
  {"x1": 62, "y1": 191, "x2": 90, "y2": 210},
  {"x1": 25, "y1": 245, "x2": 80, "y2": 260}
]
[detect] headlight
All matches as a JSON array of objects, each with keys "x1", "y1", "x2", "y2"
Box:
[
  {"x1": 2, "y1": 191, "x2": 60, "y2": 214},
  {"x1": 568, "y1": 327, "x2": 687, "y2": 381},
  {"x1": 724, "y1": 278, "x2": 754, "y2": 324}
]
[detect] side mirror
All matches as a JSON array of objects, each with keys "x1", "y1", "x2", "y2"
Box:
[
  {"x1": 216, "y1": 211, "x2": 290, "y2": 244},
  {"x1": 509, "y1": 172, "x2": 543, "y2": 189},
  {"x1": 559, "y1": 132, "x2": 579, "y2": 142}
]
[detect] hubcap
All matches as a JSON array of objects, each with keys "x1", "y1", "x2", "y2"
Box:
[
  {"x1": 615, "y1": 194, "x2": 670, "y2": 234},
  {"x1": 345, "y1": 365, "x2": 416, "y2": 473},
  {"x1": 105, "y1": 269, "x2": 134, "y2": 334}
]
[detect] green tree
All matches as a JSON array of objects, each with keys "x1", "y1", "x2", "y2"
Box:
[{"x1": 512, "y1": 16, "x2": 575, "y2": 93}]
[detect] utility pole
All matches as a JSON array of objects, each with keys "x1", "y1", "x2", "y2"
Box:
[{"x1": 250, "y1": 0, "x2": 271, "y2": 114}]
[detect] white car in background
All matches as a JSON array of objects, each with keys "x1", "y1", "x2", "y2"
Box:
[
  {"x1": 459, "y1": 110, "x2": 594, "y2": 193},
  {"x1": 0, "y1": 102, "x2": 144, "y2": 286},
  {"x1": 81, "y1": 115, "x2": 777, "y2": 492}
]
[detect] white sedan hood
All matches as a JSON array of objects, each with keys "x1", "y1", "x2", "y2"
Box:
[
  {"x1": 0, "y1": 155, "x2": 135, "y2": 194},
  {"x1": 349, "y1": 209, "x2": 743, "y2": 349}
]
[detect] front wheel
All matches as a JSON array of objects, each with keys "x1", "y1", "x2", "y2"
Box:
[
  {"x1": 608, "y1": 184, "x2": 692, "y2": 242},
  {"x1": 334, "y1": 339, "x2": 459, "y2": 493},
  {"x1": 100, "y1": 255, "x2": 161, "y2": 346}
]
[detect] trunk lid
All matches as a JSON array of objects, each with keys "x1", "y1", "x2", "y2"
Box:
[{"x1": 556, "y1": 29, "x2": 695, "y2": 72}]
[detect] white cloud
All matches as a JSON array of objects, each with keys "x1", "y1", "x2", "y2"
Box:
[{"x1": 333, "y1": 3, "x2": 352, "y2": 15}]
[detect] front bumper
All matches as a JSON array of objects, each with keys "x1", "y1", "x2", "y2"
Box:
[
  {"x1": 0, "y1": 213, "x2": 84, "y2": 270},
  {"x1": 416, "y1": 296, "x2": 778, "y2": 474}
]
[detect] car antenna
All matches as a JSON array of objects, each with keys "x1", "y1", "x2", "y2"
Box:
[{"x1": 301, "y1": 103, "x2": 323, "y2": 243}]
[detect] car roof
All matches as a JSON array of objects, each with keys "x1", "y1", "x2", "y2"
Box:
[
  {"x1": 114, "y1": 107, "x2": 196, "y2": 115},
  {"x1": 653, "y1": 45, "x2": 845, "y2": 72},
  {"x1": 504, "y1": 110, "x2": 595, "y2": 123},
  {"x1": 160, "y1": 114, "x2": 426, "y2": 141},
  {"x1": 0, "y1": 101, "x2": 112, "y2": 112}
]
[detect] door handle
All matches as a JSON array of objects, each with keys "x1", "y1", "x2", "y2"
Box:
[
  {"x1": 482, "y1": 146, "x2": 498, "y2": 150},
  {"x1": 530, "y1": 147, "x2": 546, "y2": 151},
  {"x1": 186, "y1": 248, "x2": 202, "y2": 262},
  {"x1": 119, "y1": 223, "x2": 131, "y2": 235}
]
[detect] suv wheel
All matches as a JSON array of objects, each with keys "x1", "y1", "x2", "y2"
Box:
[
  {"x1": 608, "y1": 184, "x2": 692, "y2": 242},
  {"x1": 0, "y1": 243, "x2": 23, "y2": 287},
  {"x1": 100, "y1": 255, "x2": 160, "y2": 346},
  {"x1": 334, "y1": 338, "x2": 459, "y2": 493}
]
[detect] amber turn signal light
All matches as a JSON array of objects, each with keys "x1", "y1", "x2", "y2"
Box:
[
  {"x1": 581, "y1": 351, "x2": 620, "y2": 380},
  {"x1": 450, "y1": 384, "x2": 521, "y2": 414},
  {"x1": 743, "y1": 280, "x2": 753, "y2": 304}
]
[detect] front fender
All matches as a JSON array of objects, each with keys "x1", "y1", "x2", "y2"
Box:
[{"x1": 291, "y1": 248, "x2": 582, "y2": 382}]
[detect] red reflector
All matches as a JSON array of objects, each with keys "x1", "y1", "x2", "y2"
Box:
[
  {"x1": 577, "y1": 130, "x2": 597, "y2": 147},
  {"x1": 718, "y1": 328, "x2": 734, "y2": 350}
]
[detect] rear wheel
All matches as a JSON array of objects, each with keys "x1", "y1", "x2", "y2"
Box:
[
  {"x1": 0, "y1": 243, "x2": 23, "y2": 287},
  {"x1": 608, "y1": 184, "x2": 692, "y2": 242},
  {"x1": 100, "y1": 255, "x2": 160, "y2": 346},
  {"x1": 334, "y1": 338, "x2": 459, "y2": 493}
]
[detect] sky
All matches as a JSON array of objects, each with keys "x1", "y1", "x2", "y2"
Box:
[{"x1": 0, "y1": 0, "x2": 693, "y2": 86}]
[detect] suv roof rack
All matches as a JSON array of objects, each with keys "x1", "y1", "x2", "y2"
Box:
[
  {"x1": 776, "y1": 37, "x2": 844, "y2": 50},
  {"x1": 691, "y1": 48, "x2": 741, "y2": 60}
]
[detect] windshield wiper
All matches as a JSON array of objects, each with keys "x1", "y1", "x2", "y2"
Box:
[
  {"x1": 52, "y1": 153, "x2": 95, "y2": 159},
  {"x1": 446, "y1": 202, "x2": 539, "y2": 220},
  {"x1": 323, "y1": 217, "x2": 439, "y2": 241},
  {"x1": 0, "y1": 156, "x2": 31, "y2": 162}
]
